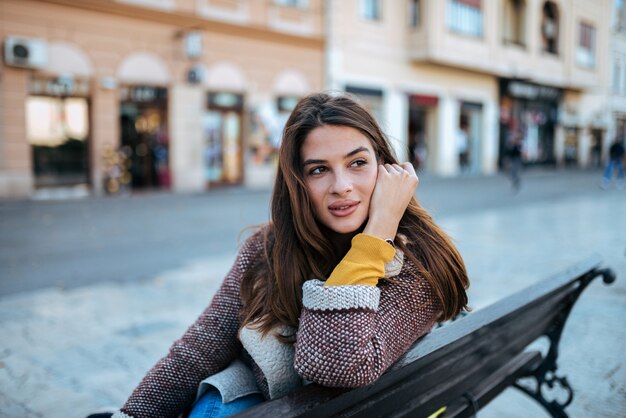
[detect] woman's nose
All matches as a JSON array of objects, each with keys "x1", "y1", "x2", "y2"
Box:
[{"x1": 330, "y1": 171, "x2": 353, "y2": 195}]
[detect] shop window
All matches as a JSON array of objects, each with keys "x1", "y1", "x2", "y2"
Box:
[
  {"x1": 503, "y1": 0, "x2": 527, "y2": 46},
  {"x1": 576, "y1": 22, "x2": 596, "y2": 69},
  {"x1": 408, "y1": 94, "x2": 438, "y2": 171},
  {"x1": 361, "y1": 0, "x2": 381, "y2": 21},
  {"x1": 204, "y1": 92, "x2": 244, "y2": 185},
  {"x1": 447, "y1": 0, "x2": 483, "y2": 38},
  {"x1": 613, "y1": 57, "x2": 626, "y2": 96},
  {"x1": 246, "y1": 96, "x2": 299, "y2": 168},
  {"x1": 408, "y1": 0, "x2": 421, "y2": 28},
  {"x1": 27, "y1": 96, "x2": 90, "y2": 188},
  {"x1": 274, "y1": 0, "x2": 308, "y2": 8},
  {"x1": 564, "y1": 128, "x2": 579, "y2": 166},
  {"x1": 345, "y1": 85, "x2": 384, "y2": 126},
  {"x1": 541, "y1": 1, "x2": 559, "y2": 54},
  {"x1": 590, "y1": 129, "x2": 604, "y2": 169},
  {"x1": 118, "y1": 0, "x2": 174, "y2": 11},
  {"x1": 613, "y1": 58, "x2": 619, "y2": 94},
  {"x1": 622, "y1": 58, "x2": 626, "y2": 96},
  {"x1": 615, "y1": 0, "x2": 626, "y2": 33},
  {"x1": 458, "y1": 102, "x2": 483, "y2": 174}
]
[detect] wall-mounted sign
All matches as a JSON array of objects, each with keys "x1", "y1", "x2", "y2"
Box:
[
  {"x1": 409, "y1": 94, "x2": 439, "y2": 107},
  {"x1": 120, "y1": 86, "x2": 167, "y2": 103},
  {"x1": 29, "y1": 76, "x2": 90, "y2": 97},
  {"x1": 208, "y1": 92, "x2": 243, "y2": 110},
  {"x1": 277, "y1": 96, "x2": 300, "y2": 112},
  {"x1": 503, "y1": 80, "x2": 561, "y2": 102},
  {"x1": 184, "y1": 31, "x2": 203, "y2": 59}
]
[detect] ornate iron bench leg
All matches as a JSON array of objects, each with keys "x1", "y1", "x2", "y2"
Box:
[
  {"x1": 511, "y1": 267, "x2": 615, "y2": 418},
  {"x1": 513, "y1": 372, "x2": 573, "y2": 418}
]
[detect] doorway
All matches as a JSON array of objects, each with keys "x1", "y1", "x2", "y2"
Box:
[
  {"x1": 407, "y1": 94, "x2": 438, "y2": 172},
  {"x1": 119, "y1": 86, "x2": 170, "y2": 190},
  {"x1": 204, "y1": 92, "x2": 244, "y2": 186},
  {"x1": 459, "y1": 102, "x2": 483, "y2": 174}
]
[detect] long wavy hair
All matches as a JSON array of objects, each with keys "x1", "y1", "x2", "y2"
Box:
[{"x1": 240, "y1": 93, "x2": 469, "y2": 341}]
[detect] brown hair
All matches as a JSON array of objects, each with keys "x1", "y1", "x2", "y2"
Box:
[{"x1": 240, "y1": 93, "x2": 468, "y2": 340}]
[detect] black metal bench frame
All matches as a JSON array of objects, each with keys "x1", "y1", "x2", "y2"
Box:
[{"x1": 235, "y1": 255, "x2": 616, "y2": 418}]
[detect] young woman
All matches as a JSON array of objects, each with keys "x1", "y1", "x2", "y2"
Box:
[{"x1": 112, "y1": 93, "x2": 469, "y2": 418}]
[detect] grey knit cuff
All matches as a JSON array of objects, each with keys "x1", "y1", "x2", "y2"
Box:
[
  {"x1": 112, "y1": 412, "x2": 132, "y2": 418},
  {"x1": 302, "y1": 279, "x2": 380, "y2": 311}
]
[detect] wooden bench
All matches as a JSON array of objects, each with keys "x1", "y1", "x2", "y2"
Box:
[{"x1": 235, "y1": 255, "x2": 616, "y2": 418}]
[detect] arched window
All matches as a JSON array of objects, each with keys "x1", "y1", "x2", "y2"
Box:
[
  {"x1": 503, "y1": 0, "x2": 527, "y2": 46},
  {"x1": 541, "y1": 1, "x2": 559, "y2": 54}
]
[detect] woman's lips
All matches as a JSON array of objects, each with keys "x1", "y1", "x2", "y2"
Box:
[{"x1": 328, "y1": 201, "x2": 359, "y2": 217}]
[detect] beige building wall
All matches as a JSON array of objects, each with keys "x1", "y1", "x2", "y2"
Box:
[
  {"x1": 0, "y1": 0, "x2": 324, "y2": 197},
  {"x1": 0, "y1": 66, "x2": 32, "y2": 197}
]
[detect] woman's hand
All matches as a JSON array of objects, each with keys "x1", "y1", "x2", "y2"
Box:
[{"x1": 363, "y1": 162, "x2": 419, "y2": 240}]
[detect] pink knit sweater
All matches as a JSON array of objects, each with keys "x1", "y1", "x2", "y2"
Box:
[{"x1": 116, "y1": 228, "x2": 441, "y2": 418}]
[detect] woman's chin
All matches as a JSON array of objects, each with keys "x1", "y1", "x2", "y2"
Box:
[{"x1": 326, "y1": 220, "x2": 367, "y2": 235}]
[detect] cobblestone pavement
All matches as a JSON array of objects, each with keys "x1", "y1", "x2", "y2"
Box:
[{"x1": 0, "y1": 172, "x2": 624, "y2": 417}]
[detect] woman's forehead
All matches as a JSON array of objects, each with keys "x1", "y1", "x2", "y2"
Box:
[{"x1": 301, "y1": 125, "x2": 374, "y2": 159}]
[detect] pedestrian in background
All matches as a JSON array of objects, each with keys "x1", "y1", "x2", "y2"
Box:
[
  {"x1": 508, "y1": 133, "x2": 524, "y2": 191},
  {"x1": 457, "y1": 119, "x2": 470, "y2": 173},
  {"x1": 106, "y1": 93, "x2": 469, "y2": 418},
  {"x1": 600, "y1": 136, "x2": 625, "y2": 190}
]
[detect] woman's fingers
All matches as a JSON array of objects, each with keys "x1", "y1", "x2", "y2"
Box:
[
  {"x1": 365, "y1": 162, "x2": 419, "y2": 237},
  {"x1": 400, "y1": 162, "x2": 417, "y2": 176},
  {"x1": 381, "y1": 163, "x2": 418, "y2": 186},
  {"x1": 383, "y1": 163, "x2": 410, "y2": 174}
]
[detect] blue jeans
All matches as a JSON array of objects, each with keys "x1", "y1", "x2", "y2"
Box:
[
  {"x1": 189, "y1": 389, "x2": 265, "y2": 418},
  {"x1": 603, "y1": 159, "x2": 625, "y2": 182}
]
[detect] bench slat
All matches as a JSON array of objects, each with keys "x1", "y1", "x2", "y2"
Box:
[{"x1": 440, "y1": 351, "x2": 543, "y2": 418}]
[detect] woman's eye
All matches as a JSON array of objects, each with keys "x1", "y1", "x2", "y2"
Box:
[
  {"x1": 351, "y1": 159, "x2": 367, "y2": 167},
  {"x1": 309, "y1": 166, "x2": 327, "y2": 175}
]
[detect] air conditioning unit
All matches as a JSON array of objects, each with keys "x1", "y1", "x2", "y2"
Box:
[{"x1": 3, "y1": 36, "x2": 48, "y2": 69}]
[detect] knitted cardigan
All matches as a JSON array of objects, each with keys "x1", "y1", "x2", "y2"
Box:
[{"x1": 114, "y1": 229, "x2": 442, "y2": 418}]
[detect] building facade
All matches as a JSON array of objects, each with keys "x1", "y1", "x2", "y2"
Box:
[
  {"x1": 326, "y1": 0, "x2": 612, "y2": 175},
  {"x1": 0, "y1": 0, "x2": 324, "y2": 198},
  {"x1": 609, "y1": 0, "x2": 626, "y2": 154},
  {"x1": 0, "y1": 0, "x2": 614, "y2": 199}
]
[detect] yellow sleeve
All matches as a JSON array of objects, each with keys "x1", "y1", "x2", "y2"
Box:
[{"x1": 324, "y1": 233, "x2": 396, "y2": 287}]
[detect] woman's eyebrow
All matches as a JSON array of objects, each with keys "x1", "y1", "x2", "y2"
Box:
[
  {"x1": 302, "y1": 158, "x2": 325, "y2": 167},
  {"x1": 302, "y1": 147, "x2": 370, "y2": 167},
  {"x1": 345, "y1": 147, "x2": 370, "y2": 158}
]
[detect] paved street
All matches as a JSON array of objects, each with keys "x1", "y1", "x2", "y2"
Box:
[
  {"x1": 0, "y1": 169, "x2": 624, "y2": 417},
  {"x1": 0, "y1": 168, "x2": 615, "y2": 296}
]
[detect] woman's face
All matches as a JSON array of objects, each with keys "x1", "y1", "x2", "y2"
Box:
[{"x1": 301, "y1": 125, "x2": 378, "y2": 235}]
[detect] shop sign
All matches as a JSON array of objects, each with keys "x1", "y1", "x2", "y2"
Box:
[
  {"x1": 277, "y1": 96, "x2": 300, "y2": 112},
  {"x1": 208, "y1": 92, "x2": 243, "y2": 110},
  {"x1": 506, "y1": 81, "x2": 561, "y2": 101},
  {"x1": 119, "y1": 86, "x2": 167, "y2": 103},
  {"x1": 346, "y1": 85, "x2": 384, "y2": 98},
  {"x1": 29, "y1": 76, "x2": 90, "y2": 97},
  {"x1": 409, "y1": 94, "x2": 439, "y2": 107}
]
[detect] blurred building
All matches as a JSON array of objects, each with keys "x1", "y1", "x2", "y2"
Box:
[
  {"x1": 609, "y1": 0, "x2": 626, "y2": 159},
  {"x1": 0, "y1": 0, "x2": 616, "y2": 199},
  {"x1": 0, "y1": 0, "x2": 323, "y2": 198},
  {"x1": 326, "y1": 0, "x2": 612, "y2": 175}
]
